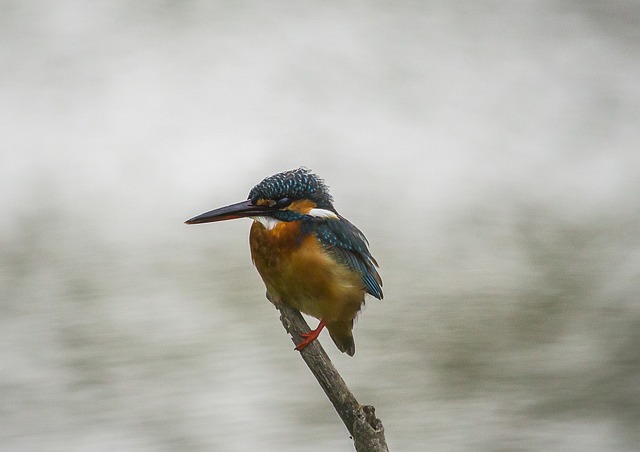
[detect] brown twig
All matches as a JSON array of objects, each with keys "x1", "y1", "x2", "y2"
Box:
[{"x1": 275, "y1": 303, "x2": 389, "y2": 452}]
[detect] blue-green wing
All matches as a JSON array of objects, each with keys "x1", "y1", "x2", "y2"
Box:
[{"x1": 305, "y1": 216, "x2": 383, "y2": 300}]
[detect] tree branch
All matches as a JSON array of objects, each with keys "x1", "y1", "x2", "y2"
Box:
[{"x1": 275, "y1": 303, "x2": 389, "y2": 452}]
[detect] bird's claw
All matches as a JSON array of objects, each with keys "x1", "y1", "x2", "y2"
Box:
[{"x1": 294, "y1": 320, "x2": 326, "y2": 352}]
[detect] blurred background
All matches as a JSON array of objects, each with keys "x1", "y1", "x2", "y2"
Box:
[{"x1": 1, "y1": 1, "x2": 639, "y2": 451}]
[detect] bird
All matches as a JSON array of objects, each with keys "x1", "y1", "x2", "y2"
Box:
[{"x1": 185, "y1": 168, "x2": 382, "y2": 356}]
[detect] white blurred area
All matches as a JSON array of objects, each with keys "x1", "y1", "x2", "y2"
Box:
[{"x1": 1, "y1": 1, "x2": 639, "y2": 451}]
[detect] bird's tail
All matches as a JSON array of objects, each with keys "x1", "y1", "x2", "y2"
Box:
[{"x1": 327, "y1": 320, "x2": 356, "y2": 357}]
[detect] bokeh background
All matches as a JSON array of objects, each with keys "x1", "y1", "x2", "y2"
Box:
[{"x1": 1, "y1": 1, "x2": 639, "y2": 451}]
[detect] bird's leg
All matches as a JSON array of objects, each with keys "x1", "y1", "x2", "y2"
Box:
[{"x1": 295, "y1": 319, "x2": 327, "y2": 351}]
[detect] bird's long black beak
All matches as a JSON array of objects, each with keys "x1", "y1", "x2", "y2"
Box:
[{"x1": 185, "y1": 199, "x2": 274, "y2": 225}]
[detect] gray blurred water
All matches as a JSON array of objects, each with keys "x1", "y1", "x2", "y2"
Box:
[{"x1": 1, "y1": 1, "x2": 639, "y2": 451}]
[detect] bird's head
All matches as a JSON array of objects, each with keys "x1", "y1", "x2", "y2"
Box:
[{"x1": 185, "y1": 168, "x2": 338, "y2": 226}]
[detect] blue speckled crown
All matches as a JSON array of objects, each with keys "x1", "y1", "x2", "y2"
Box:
[{"x1": 248, "y1": 168, "x2": 334, "y2": 209}]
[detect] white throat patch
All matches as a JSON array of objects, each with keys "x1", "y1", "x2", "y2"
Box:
[
  {"x1": 251, "y1": 216, "x2": 282, "y2": 231},
  {"x1": 251, "y1": 208, "x2": 337, "y2": 230}
]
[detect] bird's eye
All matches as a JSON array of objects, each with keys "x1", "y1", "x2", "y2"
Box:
[{"x1": 275, "y1": 197, "x2": 292, "y2": 208}]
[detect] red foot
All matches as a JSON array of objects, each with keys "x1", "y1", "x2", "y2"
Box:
[{"x1": 294, "y1": 320, "x2": 326, "y2": 351}]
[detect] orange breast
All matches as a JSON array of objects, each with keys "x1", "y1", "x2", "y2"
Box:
[{"x1": 249, "y1": 220, "x2": 365, "y2": 323}]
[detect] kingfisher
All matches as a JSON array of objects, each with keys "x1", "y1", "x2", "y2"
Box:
[{"x1": 185, "y1": 168, "x2": 382, "y2": 356}]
